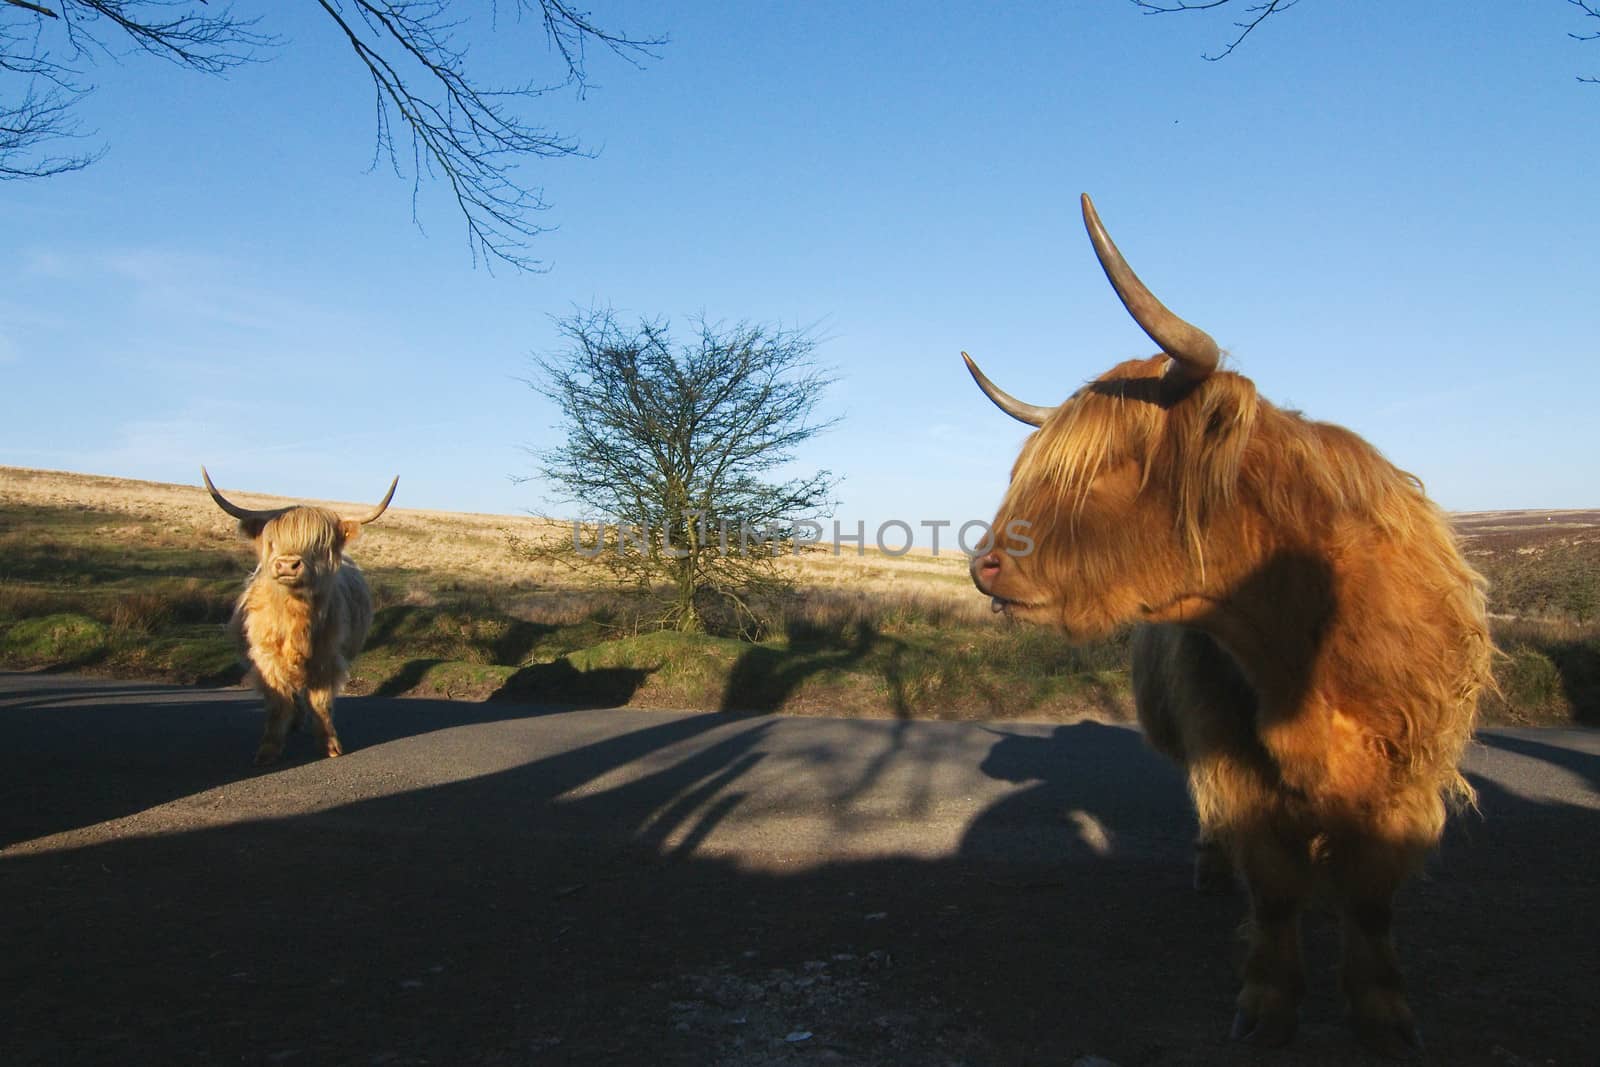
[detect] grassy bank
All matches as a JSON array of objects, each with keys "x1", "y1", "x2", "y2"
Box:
[
  {"x1": 0, "y1": 483, "x2": 1134, "y2": 722},
  {"x1": 3, "y1": 468, "x2": 1597, "y2": 726}
]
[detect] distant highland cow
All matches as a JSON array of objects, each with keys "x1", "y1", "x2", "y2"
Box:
[
  {"x1": 203, "y1": 468, "x2": 397, "y2": 764},
  {"x1": 964, "y1": 195, "x2": 1491, "y2": 1054}
]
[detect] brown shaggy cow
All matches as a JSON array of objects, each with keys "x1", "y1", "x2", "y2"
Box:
[
  {"x1": 965, "y1": 195, "x2": 1491, "y2": 1054},
  {"x1": 203, "y1": 468, "x2": 397, "y2": 765}
]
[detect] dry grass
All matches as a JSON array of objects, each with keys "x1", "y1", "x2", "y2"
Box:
[
  {"x1": 0, "y1": 464, "x2": 578, "y2": 588},
  {"x1": 0, "y1": 464, "x2": 978, "y2": 601}
]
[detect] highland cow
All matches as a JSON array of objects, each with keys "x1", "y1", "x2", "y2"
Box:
[
  {"x1": 203, "y1": 468, "x2": 397, "y2": 764},
  {"x1": 964, "y1": 195, "x2": 1490, "y2": 1054}
]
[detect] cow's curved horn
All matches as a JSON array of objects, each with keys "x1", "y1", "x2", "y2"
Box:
[
  {"x1": 350, "y1": 477, "x2": 399, "y2": 525},
  {"x1": 1081, "y1": 193, "x2": 1219, "y2": 381},
  {"x1": 201, "y1": 466, "x2": 284, "y2": 523},
  {"x1": 963, "y1": 352, "x2": 1056, "y2": 428}
]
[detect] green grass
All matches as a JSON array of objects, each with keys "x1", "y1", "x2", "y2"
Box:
[
  {"x1": 3, "y1": 499, "x2": 1597, "y2": 725},
  {"x1": 1481, "y1": 618, "x2": 1600, "y2": 727},
  {"x1": 1, "y1": 613, "x2": 111, "y2": 667},
  {"x1": 0, "y1": 503, "x2": 243, "y2": 683},
  {"x1": 0, "y1": 609, "x2": 240, "y2": 683},
  {"x1": 342, "y1": 613, "x2": 1138, "y2": 721}
]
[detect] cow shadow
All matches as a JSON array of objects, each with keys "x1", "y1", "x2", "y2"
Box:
[{"x1": 960, "y1": 720, "x2": 1196, "y2": 867}]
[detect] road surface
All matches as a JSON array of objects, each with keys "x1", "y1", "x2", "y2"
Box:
[{"x1": 2, "y1": 672, "x2": 1596, "y2": 1065}]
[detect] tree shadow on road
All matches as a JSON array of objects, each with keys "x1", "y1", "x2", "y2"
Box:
[
  {"x1": 1, "y1": 678, "x2": 1594, "y2": 1067},
  {"x1": 1471, "y1": 729, "x2": 1600, "y2": 792}
]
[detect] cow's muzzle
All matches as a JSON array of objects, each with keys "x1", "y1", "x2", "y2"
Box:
[
  {"x1": 271, "y1": 557, "x2": 305, "y2": 584},
  {"x1": 972, "y1": 550, "x2": 1024, "y2": 615}
]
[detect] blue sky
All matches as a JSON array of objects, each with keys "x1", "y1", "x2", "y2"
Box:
[{"x1": 3, "y1": 0, "x2": 1596, "y2": 535}]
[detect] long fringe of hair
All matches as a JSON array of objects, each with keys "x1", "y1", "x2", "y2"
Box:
[{"x1": 998, "y1": 354, "x2": 1492, "y2": 801}]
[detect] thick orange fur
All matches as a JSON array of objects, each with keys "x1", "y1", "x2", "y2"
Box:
[
  {"x1": 226, "y1": 505, "x2": 376, "y2": 764},
  {"x1": 977, "y1": 354, "x2": 1490, "y2": 1051}
]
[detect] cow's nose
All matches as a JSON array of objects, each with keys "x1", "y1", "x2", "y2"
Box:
[
  {"x1": 274, "y1": 558, "x2": 302, "y2": 575},
  {"x1": 970, "y1": 551, "x2": 1002, "y2": 593}
]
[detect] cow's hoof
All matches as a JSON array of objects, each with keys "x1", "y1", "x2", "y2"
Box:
[
  {"x1": 1230, "y1": 1007, "x2": 1297, "y2": 1046},
  {"x1": 254, "y1": 746, "x2": 283, "y2": 766},
  {"x1": 1232, "y1": 984, "x2": 1298, "y2": 1047},
  {"x1": 1228, "y1": 1011, "x2": 1292, "y2": 1049},
  {"x1": 325, "y1": 740, "x2": 344, "y2": 758},
  {"x1": 1349, "y1": 987, "x2": 1421, "y2": 1057}
]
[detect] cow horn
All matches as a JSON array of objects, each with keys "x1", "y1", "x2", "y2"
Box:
[
  {"x1": 963, "y1": 352, "x2": 1056, "y2": 428},
  {"x1": 350, "y1": 477, "x2": 399, "y2": 525},
  {"x1": 201, "y1": 466, "x2": 285, "y2": 523},
  {"x1": 1081, "y1": 193, "x2": 1219, "y2": 381}
]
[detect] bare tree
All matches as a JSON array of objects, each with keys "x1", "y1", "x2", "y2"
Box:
[
  {"x1": 0, "y1": 1, "x2": 663, "y2": 269},
  {"x1": 1134, "y1": 0, "x2": 1600, "y2": 80},
  {"x1": 521, "y1": 310, "x2": 840, "y2": 635}
]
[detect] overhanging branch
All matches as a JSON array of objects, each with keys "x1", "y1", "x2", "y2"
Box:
[{"x1": 1133, "y1": 0, "x2": 1302, "y2": 61}]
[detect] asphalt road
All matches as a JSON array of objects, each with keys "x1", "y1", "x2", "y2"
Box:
[{"x1": 3, "y1": 672, "x2": 1597, "y2": 1066}]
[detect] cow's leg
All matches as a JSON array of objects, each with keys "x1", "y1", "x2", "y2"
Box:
[
  {"x1": 1193, "y1": 829, "x2": 1235, "y2": 893},
  {"x1": 1186, "y1": 761, "x2": 1245, "y2": 894},
  {"x1": 1231, "y1": 831, "x2": 1311, "y2": 1046},
  {"x1": 305, "y1": 686, "x2": 344, "y2": 758},
  {"x1": 255, "y1": 686, "x2": 298, "y2": 765},
  {"x1": 1332, "y1": 837, "x2": 1424, "y2": 1055}
]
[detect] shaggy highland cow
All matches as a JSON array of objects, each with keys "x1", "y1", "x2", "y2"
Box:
[
  {"x1": 965, "y1": 195, "x2": 1491, "y2": 1054},
  {"x1": 203, "y1": 468, "x2": 397, "y2": 765}
]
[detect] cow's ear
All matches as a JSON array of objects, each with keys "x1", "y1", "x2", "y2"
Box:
[
  {"x1": 339, "y1": 520, "x2": 363, "y2": 545},
  {"x1": 239, "y1": 517, "x2": 270, "y2": 541}
]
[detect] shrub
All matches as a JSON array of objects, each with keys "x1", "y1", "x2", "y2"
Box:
[{"x1": 0, "y1": 613, "x2": 110, "y2": 667}]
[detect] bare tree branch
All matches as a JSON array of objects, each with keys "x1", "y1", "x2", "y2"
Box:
[
  {"x1": 311, "y1": 0, "x2": 659, "y2": 271},
  {"x1": 1572, "y1": 0, "x2": 1600, "y2": 39},
  {"x1": 1574, "y1": 0, "x2": 1600, "y2": 82},
  {"x1": 1, "y1": 2, "x2": 274, "y2": 180},
  {"x1": 1132, "y1": 0, "x2": 1301, "y2": 61},
  {"x1": 520, "y1": 0, "x2": 656, "y2": 96},
  {"x1": 1, "y1": 2, "x2": 664, "y2": 270},
  {"x1": 4, "y1": 2, "x2": 60, "y2": 21},
  {"x1": 1135, "y1": 0, "x2": 1600, "y2": 80},
  {"x1": 0, "y1": 81, "x2": 98, "y2": 176}
]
